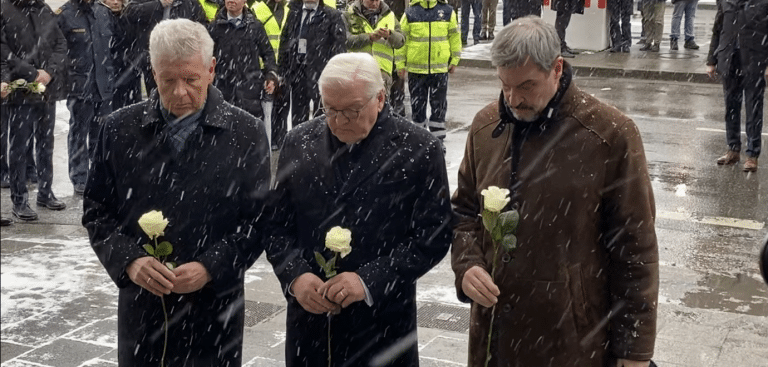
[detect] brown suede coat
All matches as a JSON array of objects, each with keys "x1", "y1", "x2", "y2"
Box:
[{"x1": 451, "y1": 81, "x2": 659, "y2": 367}]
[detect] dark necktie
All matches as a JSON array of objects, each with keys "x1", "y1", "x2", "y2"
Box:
[{"x1": 300, "y1": 9, "x2": 313, "y2": 38}]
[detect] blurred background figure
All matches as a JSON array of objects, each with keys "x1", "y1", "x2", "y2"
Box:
[
  {"x1": 609, "y1": 0, "x2": 633, "y2": 52},
  {"x1": 669, "y1": 0, "x2": 699, "y2": 50}
]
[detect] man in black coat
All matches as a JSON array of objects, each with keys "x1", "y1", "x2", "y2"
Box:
[
  {"x1": 266, "y1": 53, "x2": 452, "y2": 367},
  {"x1": 83, "y1": 19, "x2": 271, "y2": 366},
  {"x1": 103, "y1": 0, "x2": 143, "y2": 110},
  {"x1": 1, "y1": 0, "x2": 68, "y2": 221},
  {"x1": 551, "y1": 0, "x2": 584, "y2": 58},
  {"x1": 273, "y1": 0, "x2": 346, "y2": 146},
  {"x1": 209, "y1": 0, "x2": 278, "y2": 120},
  {"x1": 123, "y1": 0, "x2": 206, "y2": 93},
  {"x1": 706, "y1": 0, "x2": 767, "y2": 172},
  {"x1": 57, "y1": 0, "x2": 116, "y2": 195}
]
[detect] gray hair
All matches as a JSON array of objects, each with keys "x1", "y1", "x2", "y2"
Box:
[
  {"x1": 318, "y1": 53, "x2": 385, "y2": 98},
  {"x1": 490, "y1": 16, "x2": 561, "y2": 72},
  {"x1": 149, "y1": 19, "x2": 214, "y2": 68}
]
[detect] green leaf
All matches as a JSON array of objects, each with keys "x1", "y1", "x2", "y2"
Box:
[
  {"x1": 142, "y1": 244, "x2": 155, "y2": 256},
  {"x1": 166, "y1": 262, "x2": 177, "y2": 270},
  {"x1": 326, "y1": 270, "x2": 337, "y2": 278},
  {"x1": 481, "y1": 210, "x2": 499, "y2": 234},
  {"x1": 499, "y1": 210, "x2": 520, "y2": 235},
  {"x1": 326, "y1": 254, "x2": 337, "y2": 270},
  {"x1": 155, "y1": 241, "x2": 173, "y2": 257},
  {"x1": 314, "y1": 251, "x2": 327, "y2": 269},
  {"x1": 501, "y1": 234, "x2": 518, "y2": 252}
]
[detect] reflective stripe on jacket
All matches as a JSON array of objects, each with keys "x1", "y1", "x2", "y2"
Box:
[
  {"x1": 252, "y1": 1, "x2": 289, "y2": 63},
  {"x1": 200, "y1": 0, "x2": 220, "y2": 21},
  {"x1": 397, "y1": 0, "x2": 460, "y2": 74}
]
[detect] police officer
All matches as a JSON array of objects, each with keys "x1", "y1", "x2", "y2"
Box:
[{"x1": 57, "y1": 0, "x2": 115, "y2": 195}]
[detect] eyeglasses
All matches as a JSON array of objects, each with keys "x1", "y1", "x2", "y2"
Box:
[{"x1": 320, "y1": 94, "x2": 377, "y2": 120}]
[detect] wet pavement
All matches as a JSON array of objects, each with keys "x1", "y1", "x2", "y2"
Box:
[{"x1": 2, "y1": 1, "x2": 768, "y2": 366}]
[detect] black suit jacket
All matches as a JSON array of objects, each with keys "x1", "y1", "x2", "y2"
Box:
[
  {"x1": 267, "y1": 104, "x2": 453, "y2": 366},
  {"x1": 707, "y1": 0, "x2": 768, "y2": 77},
  {"x1": 83, "y1": 85, "x2": 270, "y2": 366}
]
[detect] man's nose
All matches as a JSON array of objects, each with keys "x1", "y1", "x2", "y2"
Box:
[{"x1": 173, "y1": 81, "x2": 187, "y2": 97}]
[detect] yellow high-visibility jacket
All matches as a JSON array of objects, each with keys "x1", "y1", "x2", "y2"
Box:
[
  {"x1": 200, "y1": 0, "x2": 220, "y2": 22},
  {"x1": 397, "y1": 0, "x2": 460, "y2": 74},
  {"x1": 252, "y1": 0, "x2": 290, "y2": 63},
  {"x1": 343, "y1": 0, "x2": 404, "y2": 75}
]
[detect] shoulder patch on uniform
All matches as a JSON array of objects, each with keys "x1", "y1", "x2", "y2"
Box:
[{"x1": 54, "y1": 7, "x2": 63, "y2": 14}]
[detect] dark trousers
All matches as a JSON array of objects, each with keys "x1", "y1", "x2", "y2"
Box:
[
  {"x1": 66, "y1": 98, "x2": 112, "y2": 186},
  {"x1": 273, "y1": 66, "x2": 321, "y2": 148},
  {"x1": 1, "y1": 104, "x2": 8, "y2": 181},
  {"x1": 608, "y1": 0, "x2": 633, "y2": 48},
  {"x1": 503, "y1": 0, "x2": 541, "y2": 25},
  {"x1": 461, "y1": 0, "x2": 483, "y2": 43},
  {"x1": 8, "y1": 102, "x2": 56, "y2": 206},
  {"x1": 390, "y1": 68, "x2": 406, "y2": 117},
  {"x1": 408, "y1": 72, "x2": 448, "y2": 140},
  {"x1": 555, "y1": 11, "x2": 572, "y2": 49},
  {"x1": 722, "y1": 52, "x2": 765, "y2": 158}
]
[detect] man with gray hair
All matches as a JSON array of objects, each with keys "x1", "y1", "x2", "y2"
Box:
[
  {"x1": 451, "y1": 16, "x2": 659, "y2": 367},
  {"x1": 83, "y1": 18, "x2": 271, "y2": 366},
  {"x1": 266, "y1": 52, "x2": 452, "y2": 366}
]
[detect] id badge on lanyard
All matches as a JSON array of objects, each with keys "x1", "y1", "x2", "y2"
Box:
[{"x1": 298, "y1": 38, "x2": 307, "y2": 54}]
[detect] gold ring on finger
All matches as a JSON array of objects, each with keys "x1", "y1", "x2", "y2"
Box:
[{"x1": 147, "y1": 277, "x2": 152, "y2": 284}]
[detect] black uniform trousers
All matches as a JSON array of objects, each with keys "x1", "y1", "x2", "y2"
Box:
[
  {"x1": 7, "y1": 102, "x2": 56, "y2": 206},
  {"x1": 272, "y1": 64, "x2": 321, "y2": 149},
  {"x1": 722, "y1": 51, "x2": 765, "y2": 158},
  {"x1": 608, "y1": 0, "x2": 633, "y2": 49}
]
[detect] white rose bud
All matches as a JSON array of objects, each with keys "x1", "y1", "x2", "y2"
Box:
[
  {"x1": 325, "y1": 226, "x2": 352, "y2": 258},
  {"x1": 480, "y1": 186, "x2": 510, "y2": 213},
  {"x1": 138, "y1": 210, "x2": 169, "y2": 240}
]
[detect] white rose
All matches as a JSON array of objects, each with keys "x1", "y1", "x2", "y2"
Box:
[
  {"x1": 325, "y1": 226, "x2": 352, "y2": 258},
  {"x1": 138, "y1": 210, "x2": 168, "y2": 240},
  {"x1": 480, "y1": 186, "x2": 510, "y2": 213}
]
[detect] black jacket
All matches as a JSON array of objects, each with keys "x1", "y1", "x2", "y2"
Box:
[
  {"x1": 267, "y1": 104, "x2": 453, "y2": 366},
  {"x1": 0, "y1": 0, "x2": 68, "y2": 103},
  {"x1": 209, "y1": 7, "x2": 277, "y2": 103},
  {"x1": 57, "y1": 0, "x2": 115, "y2": 101},
  {"x1": 707, "y1": 0, "x2": 768, "y2": 77},
  {"x1": 123, "y1": 0, "x2": 207, "y2": 62},
  {"x1": 83, "y1": 85, "x2": 271, "y2": 366},
  {"x1": 278, "y1": 0, "x2": 346, "y2": 84},
  {"x1": 551, "y1": 0, "x2": 584, "y2": 14}
]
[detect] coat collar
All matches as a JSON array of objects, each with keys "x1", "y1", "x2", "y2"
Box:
[{"x1": 140, "y1": 84, "x2": 231, "y2": 130}]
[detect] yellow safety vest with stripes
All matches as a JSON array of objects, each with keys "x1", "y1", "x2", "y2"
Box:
[
  {"x1": 397, "y1": 0, "x2": 460, "y2": 74},
  {"x1": 252, "y1": 1, "x2": 289, "y2": 64},
  {"x1": 345, "y1": 9, "x2": 399, "y2": 75},
  {"x1": 200, "y1": 0, "x2": 220, "y2": 22}
]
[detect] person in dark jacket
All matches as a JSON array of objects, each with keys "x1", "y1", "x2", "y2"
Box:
[
  {"x1": 608, "y1": 0, "x2": 633, "y2": 52},
  {"x1": 266, "y1": 52, "x2": 452, "y2": 367},
  {"x1": 706, "y1": 0, "x2": 767, "y2": 172},
  {"x1": 1, "y1": 0, "x2": 68, "y2": 221},
  {"x1": 103, "y1": 0, "x2": 143, "y2": 110},
  {"x1": 273, "y1": 0, "x2": 346, "y2": 145},
  {"x1": 57, "y1": 0, "x2": 116, "y2": 195},
  {"x1": 82, "y1": 19, "x2": 270, "y2": 366},
  {"x1": 551, "y1": 0, "x2": 584, "y2": 58},
  {"x1": 209, "y1": 0, "x2": 277, "y2": 120},
  {"x1": 123, "y1": 0, "x2": 206, "y2": 93}
]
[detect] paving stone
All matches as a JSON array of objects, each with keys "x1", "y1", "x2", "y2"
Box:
[
  {"x1": 652, "y1": 338, "x2": 720, "y2": 367},
  {"x1": 16, "y1": 338, "x2": 112, "y2": 367},
  {"x1": 65, "y1": 318, "x2": 117, "y2": 348},
  {"x1": 1, "y1": 341, "x2": 32, "y2": 363}
]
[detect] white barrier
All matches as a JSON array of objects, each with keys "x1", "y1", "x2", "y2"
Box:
[{"x1": 541, "y1": 0, "x2": 610, "y2": 51}]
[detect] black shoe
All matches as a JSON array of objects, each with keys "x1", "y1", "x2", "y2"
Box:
[
  {"x1": 0, "y1": 217, "x2": 12, "y2": 226},
  {"x1": 561, "y1": 49, "x2": 575, "y2": 58},
  {"x1": 488, "y1": 33, "x2": 494, "y2": 41},
  {"x1": 637, "y1": 38, "x2": 647, "y2": 45},
  {"x1": 670, "y1": 39, "x2": 678, "y2": 50},
  {"x1": 622, "y1": 45, "x2": 630, "y2": 53},
  {"x1": 12, "y1": 203, "x2": 38, "y2": 221},
  {"x1": 610, "y1": 46, "x2": 622, "y2": 53},
  {"x1": 684, "y1": 39, "x2": 699, "y2": 49},
  {"x1": 36, "y1": 194, "x2": 66, "y2": 211},
  {"x1": 564, "y1": 46, "x2": 579, "y2": 55},
  {"x1": 1, "y1": 176, "x2": 8, "y2": 188},
  {"x1": 74, "y1": 183, "x2": 86, "y2": 195},
  {"x1": 650, "y1": 43, "x2": 660, "y2": 52},
  {"x1": 461, "y1": 39, "x2": 467, "y2": 46},
  {"x1": 473, "y1": 38, "x2": 480, "y2": 44},
  {"x1": 479, "y1": 31, "x2": 487, "y2": 41}
]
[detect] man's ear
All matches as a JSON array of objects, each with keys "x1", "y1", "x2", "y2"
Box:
[{"x1": 553, "y1": 57, "x2": 564, "y2": 78}]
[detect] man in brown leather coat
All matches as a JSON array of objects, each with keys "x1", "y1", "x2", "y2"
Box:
[{"x1": 451, "y1": 16, "x2": 659, "y2": 367}]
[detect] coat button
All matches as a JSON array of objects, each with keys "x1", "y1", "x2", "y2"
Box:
[
  {"x1": 501, "y1": 253, "x2": 511, "y2": 263},
  {"x1": 502, "y1": 304, "x2": 512, "y2": 312}
]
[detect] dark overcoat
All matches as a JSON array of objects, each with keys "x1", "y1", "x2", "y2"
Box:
[
  {"x1": 57, "y1": 0, "x2": 115, "y2": 101},
  {"x1": 277, "y1": 0, "x2": 346, "y2": 85},
  {"x1": 706, "y1": 0, "x2": 768, "y2": 78},
  {"x1": 267, "y1": 104, "x2": 453, "y2": 367},
  {"x1": 551, "y1": 0, "x2": 585, "y2": 14},
  {"x1": 83, "y1": 85, "x2": 271, "y2": 366},
  {"x1": 0, "y1": 0, "x2": 68, "y2": 103},
  {"x1": 208, "y1": 6, "x2": 277, "y2": 111},
  {"x1": 452, "y1": 67, "x2": 659, "y2": 366}
]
